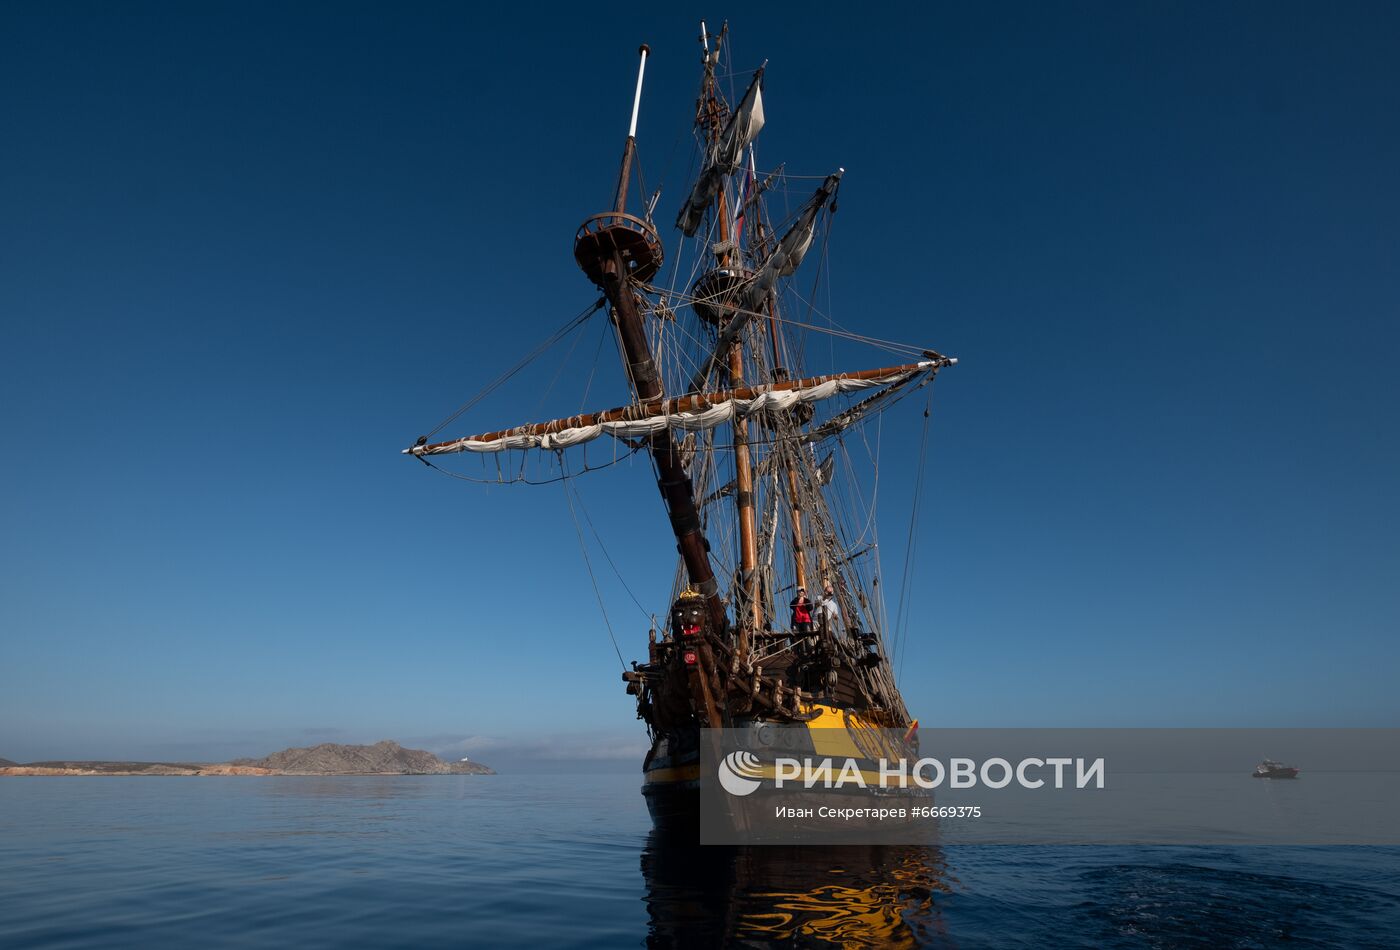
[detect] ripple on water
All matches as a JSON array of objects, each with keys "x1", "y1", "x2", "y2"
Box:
[{"x1": 1, "y1": 779, "x2": 1397, "y2": 948}]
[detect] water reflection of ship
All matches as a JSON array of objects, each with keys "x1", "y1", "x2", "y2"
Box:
[{"x1": 640, "y1": 834, "x2": 957, "y2": 948}]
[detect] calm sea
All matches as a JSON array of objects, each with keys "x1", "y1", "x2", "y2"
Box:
[{"x1": 1, "y1": 774, "x2": 1396, "y2": 948}]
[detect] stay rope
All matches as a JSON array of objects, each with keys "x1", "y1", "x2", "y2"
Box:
[
  {"x1": 562, "y1": 469, "x2": 628, "y2": 670},
  {"x1": 422, "y1": 298, "x2": 604, "y2": 440},
  {"x1": 893, "y1": 390, "x2": 934, "y2": 676}
]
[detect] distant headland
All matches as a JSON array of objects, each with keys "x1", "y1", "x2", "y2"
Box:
[{"x1": 0, "y1": 740, "x2": 495, "y2": 777}]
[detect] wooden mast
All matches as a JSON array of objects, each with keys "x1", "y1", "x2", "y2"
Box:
[
  {"x1": 701, "y1": 38, "x2": 762, "y2": 645},
  {"x1": 570, "y1": 45, "x2": 726, "y2": 727},
  {"x1": 749, "y1": 207, "x2": 810, "y2": 593},
  {"x1": 612, "y1": 42, "x2": 648, "y2": 215}
]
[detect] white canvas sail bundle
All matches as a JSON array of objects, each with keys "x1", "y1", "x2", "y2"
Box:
[{"x1": 407, "y1": 364, "x2": 937, "y2": 455}]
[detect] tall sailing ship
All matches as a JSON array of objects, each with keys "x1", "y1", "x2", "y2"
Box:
[{"x1": 405, "y1": 25, "x2": 955, "y2": 825}]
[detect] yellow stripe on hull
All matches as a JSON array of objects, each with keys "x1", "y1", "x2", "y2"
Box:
[
  {"x1": 643, "y1": 765, "x2": 701, "y2": 785},
  {"x1": 642, "y1": 704, "x2": 914, "y2": 788},
  {"x1": 799, "y1": 703, "x2": 910, "y2": 760}
]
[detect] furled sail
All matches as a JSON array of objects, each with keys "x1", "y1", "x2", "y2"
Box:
[
  {"x1": 687, "y1": 170, "x2": 843, "y2": 392},
  {"x1": 676, "y1": 69, "x2": 766, "y2": 237},
  {"x1": 405, "y1": 358, "x2": 951, "y2": 456},
  {"x1": 803, "y1": 361, "x2": 934, "y2": 443}
]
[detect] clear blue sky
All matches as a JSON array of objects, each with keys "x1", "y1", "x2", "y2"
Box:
[{"x1": 2, "y1": 3, "x2": 1397, "y2": 765}]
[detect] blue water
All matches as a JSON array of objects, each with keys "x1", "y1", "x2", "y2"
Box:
[{"x1": 1, "y1": 775, "x2": 1396, "y2": 947}]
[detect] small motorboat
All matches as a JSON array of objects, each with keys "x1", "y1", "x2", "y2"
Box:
[{"x1": 1252, "y1": 758, "x2": 1300, "y2": 779}]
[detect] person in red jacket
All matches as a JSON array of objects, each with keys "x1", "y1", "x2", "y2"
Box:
[{"x1": 789, "y1": 587, "x2": 814, "y2": 636}]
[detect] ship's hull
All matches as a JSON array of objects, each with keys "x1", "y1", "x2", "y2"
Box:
[
  {"x1": 641, "y1": 729, "x2": 701, "y2": 831},
  {"x1": 642, "y1": 771, "x2": 701, "y2": 829},
  {"x1": 640, "y1": 702, "x2": 918, "y2": 834},
  {"x1": 1252, "y1": 767, "x2": 1300, "y2": 778}
]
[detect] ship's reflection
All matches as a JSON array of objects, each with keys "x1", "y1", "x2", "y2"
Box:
[{"x1": 641, "y1": 834, "x2": 957, "y2": 948}]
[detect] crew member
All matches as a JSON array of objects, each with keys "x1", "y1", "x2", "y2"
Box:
[
  {"x1": 816, "y1": 581, "x2": 841, "y2": 632},
  {"x1": 789, "y1": 587, "x2": 813, "y2": 636}
]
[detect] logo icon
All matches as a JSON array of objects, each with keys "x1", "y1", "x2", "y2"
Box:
[{"x1": 718, "y1": 750, "x2": 764, "y2": 796}]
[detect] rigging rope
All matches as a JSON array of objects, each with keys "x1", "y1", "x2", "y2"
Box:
[
  {"x1": 422, "y1": 298, "x2": 604, "y2": 439},
  {"x1": 568, "y1": 480, "x2": 653, "y2": 621},
  {"x1": 893, "y1": 390, "x2": 935, "y2": 676},
  {"x1": 562, "y1": 470, "x2": 628, "y2": 670},
  {"x1": 633, "y1": 279, "x2": 930, "y2": 359},
  {"x1": 806, "y1": 199, "x2": 836, "y2": 376},
  {"x1": 416, "y1": 445, "x2": 642, "y2": 486}
]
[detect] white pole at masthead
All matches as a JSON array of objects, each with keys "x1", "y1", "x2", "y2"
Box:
[{"x1": 628, "y1": 45, "x2": 649, "y2": 139}]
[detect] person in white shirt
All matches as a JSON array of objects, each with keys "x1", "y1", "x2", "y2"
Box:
[{"x1": 816, "y1": 582, "x2": 841, "y2": 632}]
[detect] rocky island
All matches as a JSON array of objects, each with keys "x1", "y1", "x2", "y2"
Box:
[{"x1": 0, "y1": 740, "x2": 494, "y2": 777}]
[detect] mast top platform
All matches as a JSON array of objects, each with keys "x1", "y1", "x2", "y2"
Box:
[
  {"x1": 573, "y1": 212, "x2": 664, "y2": 287},
  {"x1": 691, "y1": 266, "x2": 755, "y2": 325}
]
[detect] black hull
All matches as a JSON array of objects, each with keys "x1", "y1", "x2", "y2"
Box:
[
  {"x1": 641, "y1": 726, "x2": 701, "y2": 833},
  {"x1": 642, "y1": 781, "x2": 700, "y2": 833}
]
